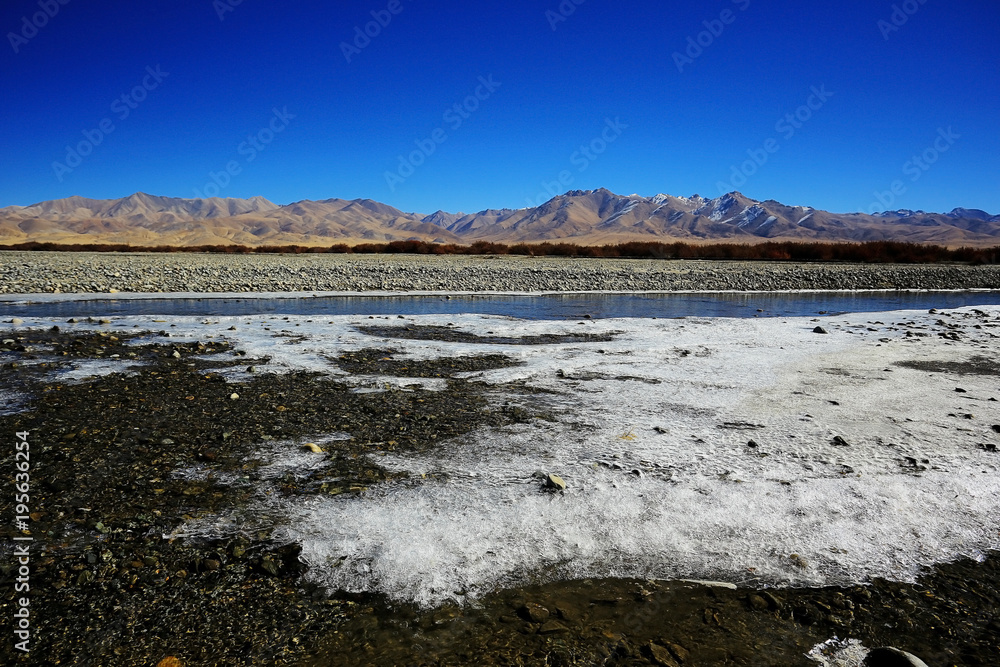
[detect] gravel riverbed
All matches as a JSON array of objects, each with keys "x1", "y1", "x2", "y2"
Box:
[{"x1": 2, "y1": 251, "x2": 1000, "y2": 294}]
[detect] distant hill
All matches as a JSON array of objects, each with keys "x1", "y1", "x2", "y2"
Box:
[{"x1": 1, "y1": 189, "x2": 998, "y2": 247}]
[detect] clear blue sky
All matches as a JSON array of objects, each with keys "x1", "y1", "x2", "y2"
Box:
[{"x1": 1, "y1": 0, "x2": 997, "y2": 215}]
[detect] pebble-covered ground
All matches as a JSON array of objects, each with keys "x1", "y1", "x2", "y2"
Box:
[{"x1": 2, "y1": 251, "x2": 1000, "y2": 293}]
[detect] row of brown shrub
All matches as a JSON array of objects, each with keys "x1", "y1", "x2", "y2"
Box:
[{"x1": 1, "y1": 240, "x2": 997, "y2": 264}]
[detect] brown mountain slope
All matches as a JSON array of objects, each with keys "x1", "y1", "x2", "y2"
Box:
[{"x1": 0, "y1": 190, "x2": 997, "y2": 247}]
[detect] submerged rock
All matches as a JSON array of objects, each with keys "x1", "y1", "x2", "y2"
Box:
[{"x1": 518, "y1": 603, "x2": 550, "y2": 623}]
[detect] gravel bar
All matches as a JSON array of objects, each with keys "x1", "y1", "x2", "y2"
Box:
[{"x1": 2, "y1": 251, "x2": 1000, "y2": 294}]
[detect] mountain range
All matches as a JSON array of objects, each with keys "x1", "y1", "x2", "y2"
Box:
[{"x1": 1, "y1": 190, "x2": 998, "y2": 248}]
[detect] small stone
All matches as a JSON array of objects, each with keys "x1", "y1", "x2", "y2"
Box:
[
  {"x1": 748, "y1": 594, "x2": 769, "y2": 611},
  {"x1": 11, "y1": 318, "x2": 23, "y2": 325},
  {"x1": 172, "y1": 350, "x2": 182, "y2": 359},
  {"x1": 832, "y1": 435, "x2": 849, "y2": 446},
  {"x1": 301, "y1": 443, "x2": 324, "y2": 453},
  {"x1": 813, "y1": 326, "x2": 828, "y2": 334},
  {"x1": 863, "y1": 647, "x2": 929, "y2": 667},
  {"x1": 544, "y1": 474, "x2": 567, "y2": 491},
  {"x1": 247, "y1": 365, "x2": 258, "y2": 373},
  {"x1": 157, "y1": 657, "x2": 184, "y2": 667},
  {"x1": 555, "y1": 606, "x2": 579, "y2": 623},
  {"x1": 761, "y1": 591, "x2": 784, "y2": 610},
  {"x1": 644, "y1": 641, "x2": 680, "y2": 667},
  {"x1": 538, "y1": 620, "x2": 569, "y2": 635},
  {"x1": 230, "y1": 393, "x2": 240, "y2": 400},
  {"x1": 260, "y1": 556, "x2": 279, "y2": 576},
  {"x1": 666, "y1": 643, "x2": 690, "y2": 663},
  {"x1": 992, "y1": 425, "x2": 1000, "y2": 434},
  {"x1": 519, "y1": 603, "x2": 550, "y2": 623},
  {"x1": 747, "y1": 439, "x2": 758, "y2": 448},
  {"x1": 955, "y1": 387, "x2": 967, "y2": 393}
]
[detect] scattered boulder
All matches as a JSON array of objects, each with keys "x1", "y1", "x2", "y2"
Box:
[
  {"x1": 813, "y1": 326, "x2": 829, "y2": 334},
  {"x1": 832, "y1": 436, "x2": 850, "y2": 447},
  {"x1": 10, "y1": 318, "x2": 23, "y2": 325},
  {"x1": 301, "y1": 443, "x2": 324, "y2": 454},
  {"x1": 991, "y1": 425, "x2": 1000, "y2": 434},
  {"x1": 863, "y1": 647, "x2": 929, "y2": 667}
]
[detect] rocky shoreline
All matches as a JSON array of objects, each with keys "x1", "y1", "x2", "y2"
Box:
[{"x1": 2, "y1": 251, "x2": 1000, "y2": 294}]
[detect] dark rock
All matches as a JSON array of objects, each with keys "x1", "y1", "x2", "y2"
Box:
[
  {"x1": 555, "y1": 606, "x2": 579, "y2": 623},
  {"x1": 761, "y1": 592, "x2": 784, "y2": 611},
  {"x1": 518, "y1": 603, "x2": 550, "y2": 623},
  {"x1": 955, "y1": 387, "x2": 967, "y2": 393},
  {"x1": 832, "y1": 436, "x2": 849, "y2": 446},
  {"x1": 991, "y1": 425, "x2": 1000, "y2": 434},
  {"x1": 666, "y1": 643, "x2": 690, "y2": 662},
  {"x1": 538, "y1": 620, "x2": 569, "y2": 635},
  {"x1": 644, "y1": 641, "x2": 680, "y2": 666},
  {"x1": 813, "y1": 326, "x2": 829, "y2": 334},
  {"x1": 863, "y1": 647, "x2": 929, "y2": 667}
]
